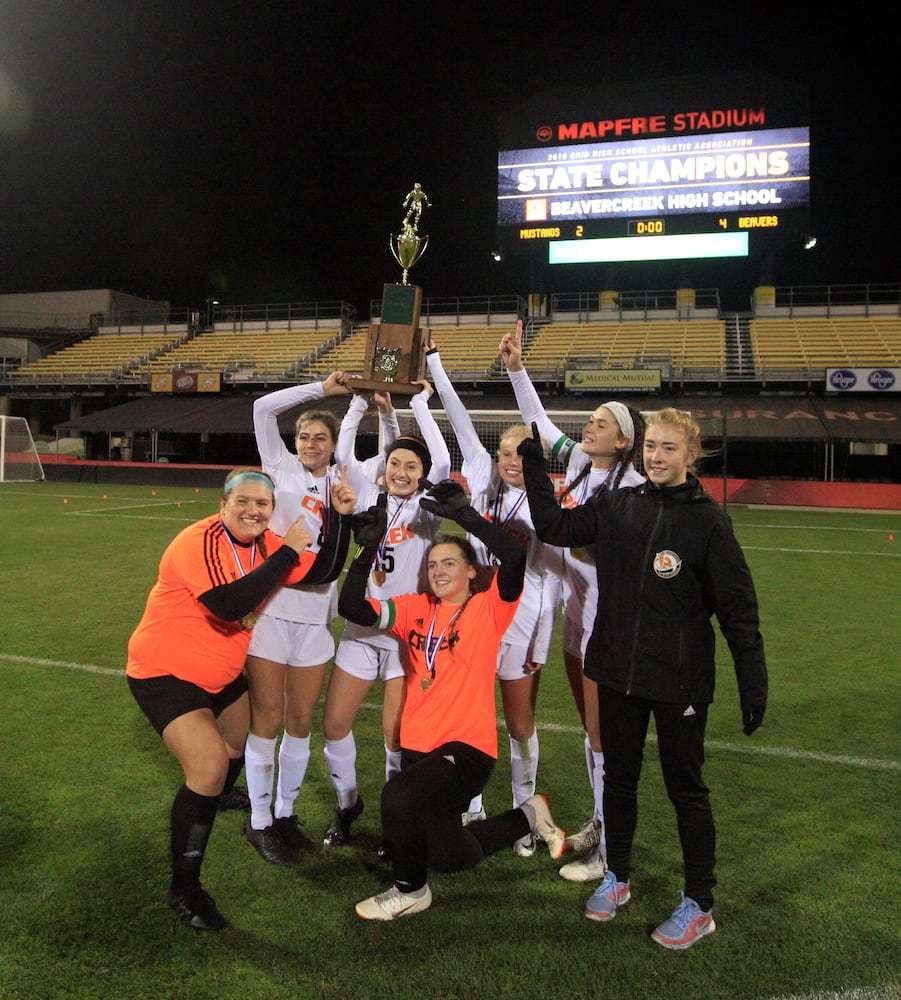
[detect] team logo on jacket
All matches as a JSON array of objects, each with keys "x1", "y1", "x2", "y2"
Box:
[{"x1": 653, "y1": 550, "x2": 682, "y2": 579}]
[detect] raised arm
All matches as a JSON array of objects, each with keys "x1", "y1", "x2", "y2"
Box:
[
  {"x1": 253, "y1": 372, "x2": 352, "y2": 472},
  {"x1": 501, "y1": 322, "x2": 579, "y2": 467},
  {"x1": 409, "y1": 379, "x2": 451, "y2": 482}
]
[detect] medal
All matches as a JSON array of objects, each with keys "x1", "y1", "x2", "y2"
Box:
[
  {"x1": 372, "y1": 569, "x2": 387, "y2": 586},
  {"x1": 241, "y1": 611, "x2": 259, "y2": 630},
  {"x1": 421, "y1": 676, "x2": 432, "y2": 692}
]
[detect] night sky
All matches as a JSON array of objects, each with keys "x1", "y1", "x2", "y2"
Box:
[{"x1": 0, "y1": 3, "x2": 896, "y2": 314}]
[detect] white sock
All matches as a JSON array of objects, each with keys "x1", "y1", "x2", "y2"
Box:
[
  {"x1": 510, "y1": 730, "x2": 539, "y2": 809},
  {"x1": 384, "y1": 746, "x2": 402, "y2": 782},
  {"x1": 323, "y1": 732, "x2": 358, "y2": 810},
  {"x1": 275, "y1": 732, "x2": 311, "y2": 818},
  {"x1": 245, "y1": 732, "x2": 277, "y2": 830},
  {"x1": 592, "y1": 750, "x2": 607, "y2": 858},
  {"x1": 467, "y1": 793, "x2": 483, "y2": 815},
  {"x1": 584, "y1": 733, "x2": 594, "y2": 790}
]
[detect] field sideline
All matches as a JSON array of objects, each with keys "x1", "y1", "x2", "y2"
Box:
[{"x1": 0, "y1": 482, "x2": 898, "y2": 1000}]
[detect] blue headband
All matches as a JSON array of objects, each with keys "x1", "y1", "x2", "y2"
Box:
[{"x1": 223, "y1": 471, "x2": 275, "y2": 493}]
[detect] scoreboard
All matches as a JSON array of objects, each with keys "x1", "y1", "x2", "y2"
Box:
[{"x1": 497, "y1": 72, "x2": 810, "y2": 264}]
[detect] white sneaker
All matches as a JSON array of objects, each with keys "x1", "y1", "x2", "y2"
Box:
[
  {"x1": 513, "y1": 833, "x2": 536, "y2": 858},
  {"x1": 564, "y1": 816, "x2": 602, "y2": 854},
  {"x1": 522, "y1": 795, "x2": 566, "y2": 859},
  {"x1": 462, "y1": 806, "x2": 487, "y2": 826},
  {"x1": 559, "y1": 844, "x2": 607, "y2": 882},
  {"x1": 355, "y1": 884, "x2": 432, "y2": 921}
]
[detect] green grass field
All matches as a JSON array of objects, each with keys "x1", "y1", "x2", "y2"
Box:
[{"x1": 1, "y1": 481, "x2": 899, "y2": 1000}]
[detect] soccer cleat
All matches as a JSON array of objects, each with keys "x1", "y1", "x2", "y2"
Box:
[
  {"x1": 461, "y1": 805, "x2": 487, "y2": 826},
  {"x1": 355, "y1": 884, "x2": 433, "y2": 921},
  {"x1": 244, "y1": 820, "x2": 297, "y2": 867},
  {"x1": 559, "y1": 844, "x2": 607, "y2": 882},
  {"x1": 564, "y1": 816, "x2": 602, "y2": 854},
  {"x1": 513, "y1": 833, "x2": 537, "y2": 858},
  {"x1": 167, "y1": 883, "x2": 226, "y2": 931},
  {"x1": 584, "y1": 869, "x2": 631, "y2": 922},
  {"x1": 273, "y1": 815, "x2": 315, "y2": 855},
  {"x1": 323, "y1": 795, "x2": 364, "y2": 847},
  {"x1": 217, "y1": 785, "x2": 250, "y2": 811},
  {"x1": 522, "y1": 794, "x2": 566, "y2": 859},
  {"x1": 651, "y1": 893, "x2": 716, "y2": 950}
]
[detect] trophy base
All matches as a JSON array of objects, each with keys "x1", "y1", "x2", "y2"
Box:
[
  {"x1": 351, "y1": 378, "x2": 425, "y2": 395},
  {"x1": 359, "y1": 284, "x2": 427, "y2": 394}
]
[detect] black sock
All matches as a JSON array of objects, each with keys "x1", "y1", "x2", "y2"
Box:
[
  {"x1": 170, "y1": 784, "x2": 219, "y2": 893},
  {"x1": 222, "y1": 755, "x2": 245, "y2": 795}
]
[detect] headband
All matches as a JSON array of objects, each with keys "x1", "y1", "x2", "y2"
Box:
[
  {"x1": 602, "y1": 401, "x2": 635, "y2": 446},
  {"x1": 386, "y1": 435, "x2": 432, "y2": 477},
  {"x1": 223, "y1": 471, "x2": 275, "y2": 494}
]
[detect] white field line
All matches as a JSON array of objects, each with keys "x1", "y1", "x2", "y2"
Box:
[
  {"x1": 3, "y1": 653, "x2": 898, "y2": 774},
  {"x1": 763, "y1": 990, "x2": 900, "y2": 1000},
  {"x1": 743, "y1": 545, "x2": 900, "y2": 557}
]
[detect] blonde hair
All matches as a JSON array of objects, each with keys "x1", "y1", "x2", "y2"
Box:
[
  {"x1": 645, "y1": 408, "x2": 706, "y2": 475},
  {"x1": 498, "y1": 423, "x2": 534, "y2": 452}
]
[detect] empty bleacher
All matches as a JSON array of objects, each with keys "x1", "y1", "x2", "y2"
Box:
[
  {"x1": 750, "y1": 317, "x2": 901, "y2": 377},
  {"x1": 11, "y1": 331, "x2": 186, "y2": 382},
  {"x1": 522, "y1": 319, "x2": 727, "y2": 380},
  {"x1": 140, "y1": 326, "x2": 343, "y2": 381}
]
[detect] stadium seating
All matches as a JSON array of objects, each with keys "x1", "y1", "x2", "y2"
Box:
[
  {"x1": 749, "y1": 317, "x2": 901, "y2": 376},
  {"x1": 522, "y1": 319, "x2": 727, "y2": 379},
  {"x1": 11, "y1": 332, "x2": 185, "y2": 381},
  {"x1": 140, "y1": 327, "x2": 344, "y2": 381}
]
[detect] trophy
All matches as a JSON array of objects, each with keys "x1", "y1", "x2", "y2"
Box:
[{"x1": 355, "y1": 183, "x2": 432, "y2": 394}]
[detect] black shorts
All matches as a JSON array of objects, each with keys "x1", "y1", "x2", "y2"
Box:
[{"x1": 127, "y1": 672, "x2": 249, "y2": 736}]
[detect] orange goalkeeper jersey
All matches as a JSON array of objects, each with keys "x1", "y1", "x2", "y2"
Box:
[
  {"x1": 127, "y1": 514, "x2": 313, "y2": 693},
  {"x1": 372, "y1": 576, "x2": 519, "y2": 757}
]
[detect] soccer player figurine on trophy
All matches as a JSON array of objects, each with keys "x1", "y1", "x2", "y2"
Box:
[{"x1": 356, "y1": 182, "x2": 432, "y2": 393}]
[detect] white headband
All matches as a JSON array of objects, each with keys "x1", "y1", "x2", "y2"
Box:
[{"x1": 601, "y1": 401, "x2": 635, "y2": 446}]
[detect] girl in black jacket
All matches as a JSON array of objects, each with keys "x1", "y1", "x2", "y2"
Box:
[{"x1": 519, "y1": 407, "x2": 768, "y2": 950}]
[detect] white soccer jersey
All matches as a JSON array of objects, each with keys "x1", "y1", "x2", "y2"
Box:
[
  {"x1": 248, "y1": 382, "x2": 356, "y2": 626},
  {"x1": 428, "y1": 350, "x2": 562, "y2": 662},
  {"x1": 338, "y1": 387, "x2": 451, "y2": 651},
  {"x1": 507, "y1": 366, "x2": 644, "y2": 640}
]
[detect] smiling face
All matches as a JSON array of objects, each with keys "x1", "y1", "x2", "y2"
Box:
[
  {"x1": 497, "y1": 426, "x2": 531, "y2": 488},
  {"x1": 295, "y1": 419, "x2": 335, "y2": 476},
  {"x1": 219, "y1": 481, "x2": 275, "y2": 541},
  {"x1": 643, "y1": 422, "x2": 697, "y2": 487},
  {"x1": 581, "y1": 406, "x2": 629, "y2": 466},
  {"x1": 385, "y1": 447, "x2": 425, "y2": 498},
  {"x1": 427, "y1": 541, "x2": 478, "y2": 605}
]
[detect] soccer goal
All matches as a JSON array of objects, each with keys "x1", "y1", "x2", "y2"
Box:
[{"x1": 0, "y1": 415, "x2": 45, "y2": 482}]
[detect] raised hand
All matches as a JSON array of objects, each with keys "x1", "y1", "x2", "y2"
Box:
[
  {"x1": 351, "y1": 490, "x2": 388, "y2": 549},
  {"x1": 500, "y1": 320, "x2": 524, "y2": 371},
  {"x1": 419, "y1": 478, "x2": 470, "y2": 519},
  {"x1": 516, "y1": 421, "x2": 545, "y2": 467},
  {"x1": 330, "y1": 465, "x2": 357, "y2": 515}
]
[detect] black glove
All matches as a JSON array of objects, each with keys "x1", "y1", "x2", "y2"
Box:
[
  {"x1": 742, "y1": 702, "x2": 766, "y2": 736},
  {"x1": 516, "y1": 422, "x2": 546, "y2": 468},
  {"x1": 419, "y1": 478, "x2": 471, "y2": 519},
  {"x1": 350, "y1": 491, "x2": 388, "y2": 550}
]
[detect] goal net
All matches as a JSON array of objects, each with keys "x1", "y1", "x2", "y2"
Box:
[{"x1": 0, "y1": 415, "x2": 45, "y2": 482}]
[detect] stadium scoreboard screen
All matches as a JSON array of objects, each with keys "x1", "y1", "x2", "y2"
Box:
[{"x1": 497, "y1": 72, "x2": 810, "y2": 264}]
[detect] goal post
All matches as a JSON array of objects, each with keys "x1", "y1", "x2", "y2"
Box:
[{"x1": 0, "y1": 415, "x2": 45, "y2": 482}]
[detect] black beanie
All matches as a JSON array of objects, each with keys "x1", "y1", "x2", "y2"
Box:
[{"x1": 385, "y1": 435, "x2": 432, "y2": 477}]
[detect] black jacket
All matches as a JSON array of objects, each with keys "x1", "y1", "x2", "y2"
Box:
[{"x1": 523, "y1": 463, "x2": 767, "y2": 710}]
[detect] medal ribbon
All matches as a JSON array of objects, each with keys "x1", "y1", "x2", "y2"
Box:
[
  {"x1": 220, "y1": 518, "x2": 258, "y2": 577},
  {"x1": 376, "y1": 495, "x2": 406, "y2": 570},
  {"x1": 488, "y1": 485, "x2": 528, "y2": 565},
  {"x1": 423, "y1": 596, "x2": 471, "y2": 678}
]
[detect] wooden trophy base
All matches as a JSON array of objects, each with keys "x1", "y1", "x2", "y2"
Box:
[{"x1": 354, "y1": 283, "x2": 427, "y2": 394}]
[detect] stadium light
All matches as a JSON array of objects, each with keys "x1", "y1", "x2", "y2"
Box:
[
  {"x1": 490, "y1": 249, "x2": 503, "y2": 262},
  {"x1": 803, "y1": 235, "x2": 818, "y2": 250}
]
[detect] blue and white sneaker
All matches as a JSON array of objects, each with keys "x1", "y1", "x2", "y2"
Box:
[
  {"x1": 651, "y1": 893, "x2": 716, "y2": 949},
  {"x1": 584, "y1": 869, "x2": 630, "y2": 922}
]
